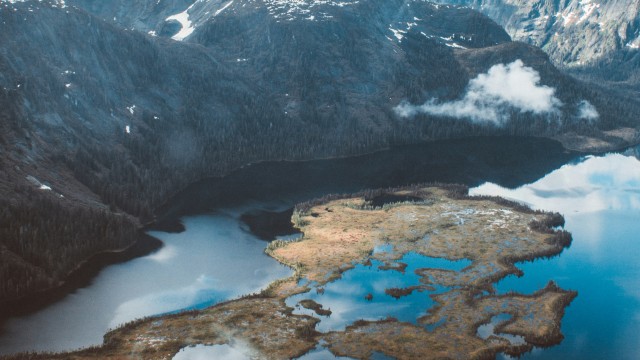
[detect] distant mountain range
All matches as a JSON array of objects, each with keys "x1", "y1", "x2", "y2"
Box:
[
  {"x1": 0, "y1": 0, "x2": 638, "y2": 305},
  {"x1": 435, "y1": 0, "x2": 640, "y2": 91}
]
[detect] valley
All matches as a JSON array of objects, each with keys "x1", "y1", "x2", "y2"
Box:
[
  {"x1": 1, "y1": 138, "x2": 639, "y2": 358},
  {"x1": 1, "y1": 0, "x2": 639, "y2": 306},
  {"x1": 1, "y1": 0, "x2": 640, "y2": 358},
  {"x1": 2, "y1": 185, "x2": 578, "y2": 359}
]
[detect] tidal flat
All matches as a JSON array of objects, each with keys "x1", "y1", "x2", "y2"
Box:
[{"x1": 4, "y1": 185, "x2": 576, "y2": 360}]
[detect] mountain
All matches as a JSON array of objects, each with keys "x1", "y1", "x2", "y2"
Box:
[
  {"x1": 0, "y1": 0, "x2": 638, "y2": 306},
  {"x1": 434, "y1": 0, "x2": 640, "y2": 91}
]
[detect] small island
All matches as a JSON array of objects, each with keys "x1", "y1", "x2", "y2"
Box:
[{"x1": 8, "y1": 185, "x2": 576, "y2": 360}]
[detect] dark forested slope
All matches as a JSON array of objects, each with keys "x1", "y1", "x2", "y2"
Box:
[{"x1": 0, "y1": 0, "x2": 638, "y2": 305}]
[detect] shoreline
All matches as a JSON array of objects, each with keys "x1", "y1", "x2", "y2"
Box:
[
  {"x1": 151, "y1": 135, "x2": 579, "y2": 220},
  {"x1": 0, "y1": 135, "x2": 600, "y2": 346},
  {"x1": 0, "y1": 232, "x2": 163, "y2": 323},
  {"x1": 152, "y1": 133, "x2": 639, "y2": 221},
  {"x1": 0, "y1": 185, "x2": 579, "y2": 359}
]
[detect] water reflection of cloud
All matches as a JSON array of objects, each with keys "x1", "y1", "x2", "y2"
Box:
[
  {"x1": 529, "y1": 187, "x2": 592, "y2": 199},
  {"x1": 288, "y1": 290, "x2": 412, "y2": 333},
  {"x1": 371, "y1": 277, "x2": 406, "y2": 294},
  {"x1": 614, "y1": 276, "x2": 640, "y2": 303},
  {"x1": 325, "y1": 280, "x2": 366, "y2": 296},
  {"x1": 173, "y1": 343, "x2": 253, "y2": 360},
  {"x1": 314, "y1": 297, "x2": 409, "y2": 332},
  {"x1": 471, "y1": 154, "x2": 640, "y2": 214},
  {"x1": 109, "y1": 274, "x2": 224, "y2": 328},
  {"x1": 296, "y1": 341, "x2": 354, "y2": 360},
  {"x1": 145, "y1": 244, "x2": 178, "y2": 263}
]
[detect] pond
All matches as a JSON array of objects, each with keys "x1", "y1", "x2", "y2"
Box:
[{"x1": 286, "y1": 252, "x2": 471, "y2": 332}]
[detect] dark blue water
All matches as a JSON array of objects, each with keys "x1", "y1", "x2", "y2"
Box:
[
  {"x1": 286, "y1": 251, "x2": 471, "y2": 332},
  {"x1": 472, "y1": 153, "x2": 640, "y2": 359}
]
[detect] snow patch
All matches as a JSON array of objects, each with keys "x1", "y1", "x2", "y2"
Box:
[
  {"x1": 626, "y1": 35, "x2": 640, "y2": 49},
  {"x1": 26, "y1": 175, "x2": 52, "y2": 191},
  {"x1": 1, "y1": 0, "x2": 66, "y2": 8},
  {"x1": 166, "y1": 7, "x2": 195, "y2": 41},
  {"x1": 445, "y1": 42, "x2": 467, "y2": 49},
  {"x1": 556, "y1": 0, "x2": 600, "y2": 27},
  {"x1": 263, "y1": 0, "x2": 359, "y2": 21},
  {"x1": 577, "y1": 1, "x2": 599, "y2": 24},
  {"x1": 389, "y1": 28, "x2": 405, "y2": 41},
  {"x1": 214, "y1": 0, "x2": 234, "y2": 16}
]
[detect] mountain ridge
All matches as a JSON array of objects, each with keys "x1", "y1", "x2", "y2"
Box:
[
  {"x1": 433, "y1": 0, "x2": 640, "y2": 91},
  {"x1": 0, "y1": 0, "x2": 638, "y2": 306}
]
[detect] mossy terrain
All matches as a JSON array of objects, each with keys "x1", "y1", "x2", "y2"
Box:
[{"x1": 2, "y1": 185, "x2": 576, "y2": 360}]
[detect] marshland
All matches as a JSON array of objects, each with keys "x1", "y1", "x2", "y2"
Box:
[{"x1": 1, "y1": 137, "x2": 640, "y2": 359}]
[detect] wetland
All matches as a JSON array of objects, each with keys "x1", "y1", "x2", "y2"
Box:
[{"x1": 2, "y1": 137, "x2": 640, "y2": 359}]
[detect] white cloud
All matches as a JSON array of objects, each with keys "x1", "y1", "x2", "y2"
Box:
[
  {"x1": 394, "y1": 60, "x2": 562, "y2": 124},
  {"x1": 576, "y1": 99, "x2": 599, "y2": 120}
]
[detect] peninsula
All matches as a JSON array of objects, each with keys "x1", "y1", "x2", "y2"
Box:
[{"x1": 5, "y1": 185, "x2": 577, "y2": 360}]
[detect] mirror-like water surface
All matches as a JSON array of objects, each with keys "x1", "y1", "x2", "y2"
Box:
[
  {"x1": 1, "y1": 137, "x2": 639, "y2": 358},
  {"x1": 0, "y1": 211, "x2": 291, "y2": 354},
  {"x1": 471, "y1": 153, "x2": 640, "y2": 359},
  {"x1": 286, "y1": 252, "x2": 471, "y2": 332},
  {"x1": 173, "y1": 343, "x2": 252, "y2": 360}
]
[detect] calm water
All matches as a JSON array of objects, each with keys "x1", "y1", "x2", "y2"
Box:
[
  {"x1": 0, "y1": 209, "x2": 291, "y2": 354},
  {"x1": 287, "y1": 252, "x2": 471, "y2": 332},
  {"x1": 173, "y1": 343, "x2": 254, "y2": 360},
  {"x1": 471, "y1": 153, "x2": 640, "y2": 359},
  {"x1": 2, "y1": 137, "x2": 638, "y2": 358}
]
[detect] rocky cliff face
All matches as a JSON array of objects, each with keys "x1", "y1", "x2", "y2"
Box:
[
  {"x1": 435, "y1": 0, "x2": 640, "y2": 89},
  {"x1": 0, "y1": 0, "x2": 638, "y2": 305},
  {"x1": 434, "y1": 0, "x2": 640, "y2": 64}
]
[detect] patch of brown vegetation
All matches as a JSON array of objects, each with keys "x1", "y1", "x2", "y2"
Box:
[
  {"x1": 3, "y1": 298, "x2": 318, "y2": 360},
  {"x1": 8, "y1": 185, "x2": 576, "y2": 360},
  {"x1": 299, "y1": 299, "x2": 332, "y2": 317},
  {"x1": 324, "y1": 283, "x2": 576, "y2": 360},
  {"x1": 272, "y1": 185, "x2": 576, "y2": 359},
  {"x1": 384, "y1": 286, "x2": 422, "y2": 299},
  {"x1": 271, "y1": 186, "x2": 570, "y2": 290}
]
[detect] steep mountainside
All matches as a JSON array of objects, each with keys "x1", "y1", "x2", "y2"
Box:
[
  {"x1": 435, "y1": 0, "x2": 640, "y2": 90},
  {"x1": 0, "y1": 0, "x2": 638, "y2": 307}
]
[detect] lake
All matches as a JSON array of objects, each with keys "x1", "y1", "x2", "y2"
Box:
[
  {"x1": 471, "y1": 152, "x2": 640, "y2": 359},
  {"x1": 1, "y1": 137, "x2": 638, "y2": 358},
  {"x1": 0, "y1": 210, "x2": 291, "y2": 353}
]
